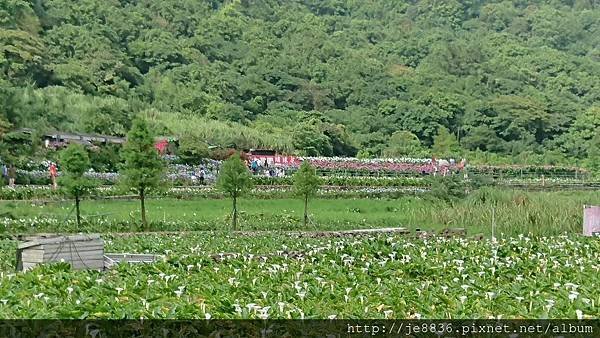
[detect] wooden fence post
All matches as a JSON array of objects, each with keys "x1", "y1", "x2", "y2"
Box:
[{"x1": 541, "y1": 174, "x2": 545, "y2": 187}]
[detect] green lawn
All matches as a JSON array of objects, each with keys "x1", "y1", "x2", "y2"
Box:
[
  {"x1": 2, "y1": 197, "x2": 429, "y2": 231},
  {"x1": 1, "y1": 189, "x2": 599, "y2": 236}
]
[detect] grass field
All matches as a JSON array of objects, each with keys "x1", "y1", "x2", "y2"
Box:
[{"x1": 1, "y1": 189, "x2": 599, "y2": 236}]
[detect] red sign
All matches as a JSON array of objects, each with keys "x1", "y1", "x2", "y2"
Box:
[{"x1": 248, "y1": 155, "x2": 300, "y2": 166}]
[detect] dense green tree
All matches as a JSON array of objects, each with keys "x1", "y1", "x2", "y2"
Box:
[
  {"x1": 292, "y1": 122, "x2": 332, "y2": 156},
  {"x1": 559, "y1": 107, "x2": 600, "y2": 158},
  {"x1": 0, "y1": 28, "x2": 45, "y2": 84},
  {"x1": 120, "y1": 118, "x2": 164, "y2": 230},
  {"x1": 489, "y1": 96, "x2": 552, "y2": 145},
  {"x1": 462, "y1": 125, "x2": 504, "y2": 152},
  {"x1": 59, "y1": 144, "x2": 96, "y2": 227},
  {"x1": 177, "y1": 134, "x2": 210, "y2": 165},
  {"x1": 383, "y1": 131, "x2": 424, "y2": 158},
  {"x1": 88, "y1": 144, "x2": 122, "y2": 172},
  {"x1": 293, "y1": 161, "x2": 320, "y2": 228},
  {"x1": 0, "y1": 0, "x2": 599, "y2": 163},
  {"x1": 0, "y1": 116, "x2": 12, "y2": 137},
  {"x1": 585, "y1": 132, "x2": 600, "y2": 176},
  {"x1": 216, "y1": 152, "x2": 253, "y2": 231},
  {"x1": 432, "y1": 127, "x2": 460, "y2": 158}
]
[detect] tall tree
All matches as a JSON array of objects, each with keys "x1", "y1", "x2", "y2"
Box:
[
  {"x1": 432, "y1": 126, "x2": 460, "y2": 158},
  {"x1": 585, "y1": 132, "x2": 600, "y2": 177},
  {"x1": 0, "y1": 115, "x2": 11, "y2": 137},
  {"x1": 120, "y1": 118, "x2": 164, "y2": 230},
  {"x1": 383, "y1": 131, "x2": 424, "y2": 157},
  {"x1": 216, "y1": 152, "x2": 253, "y2": 231},
  {"x1": 292, "y1": 121, "x2": 332, "y2": 156},
  {"x1": 59, "y1": 144, "x2": 96, "y2": 227},
  {"x1": 559, "y1": 107, "x2": 600, "y2": 158},
  {"x1": 293, "y1": 161, "x2": 320, "y2": 228},
  {"x1": 177, "y1": 134, "x2": 209, "y2": 165}
]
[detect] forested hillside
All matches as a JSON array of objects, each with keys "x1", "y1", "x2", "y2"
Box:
[{"x1": 1, "y1": 0, "x2": 599, "y2": 164}]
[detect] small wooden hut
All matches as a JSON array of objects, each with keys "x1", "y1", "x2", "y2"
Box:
[{"x1": 16, "y1": 234, "x2": 104, "y2": 271}]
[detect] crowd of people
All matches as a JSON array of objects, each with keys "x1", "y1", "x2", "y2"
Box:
[
  {"x1": 245, "y1": 156, "x2": 468, "y2": 178},
  {"x1": 1, "y1": 155, "x2": 468, "y2": 189},
  {"x1": 430, "y1": 157, "x2": 468, "y2": 178},
  {"x1": 248, "y1": 159, "x2": 287, "y2": 177},
  {"x1": 1, "y1": 162, "x2": 58, "y2": 189},
  {"x1": 1, "y1": 164, "x2": 17, "y2": 188}
]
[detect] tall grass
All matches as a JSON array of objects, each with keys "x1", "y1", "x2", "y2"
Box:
[
  {"x1": 425, "y1": 188, "x2": 598, "y2": 236},
  {"x1": 143, "y1": 111, "x2": 294, "y2": 152}
]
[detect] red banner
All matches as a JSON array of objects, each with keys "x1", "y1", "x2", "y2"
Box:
[{"x1": 248, "y1": 155, "x2": 300, "y2": 166}]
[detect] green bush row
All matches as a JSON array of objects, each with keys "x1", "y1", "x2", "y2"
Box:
[
  {"x1": 251, "y1": 175, "x2": 428, "y2": 187},
  {"x1": 468, "y1": 165, "x2": 586, "y2": 177},
  {"x1": 0, "y1": 185, "x2": 422, "y2": 201}
]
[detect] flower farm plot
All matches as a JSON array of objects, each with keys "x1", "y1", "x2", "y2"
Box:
[{"x1": 0, "y1": 233, "x2": 598, "y2": 319}]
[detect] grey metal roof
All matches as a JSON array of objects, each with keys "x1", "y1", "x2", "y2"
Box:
[{"x1": 44, "y1": 132, "x2": 125, "y2": 142}]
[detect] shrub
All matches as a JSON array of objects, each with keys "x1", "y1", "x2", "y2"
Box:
[{"x1": 427, "y1": 175, "x2": 467, "y2": 204}]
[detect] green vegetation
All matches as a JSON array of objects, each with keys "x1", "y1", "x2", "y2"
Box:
[
  {"x1": 216, "y1": 153, "x2": 253, "y2": 230},
  {"x1": 120, "y1": 118, "x2": 165, "y2": 229},
  {"x1": 383, "y1": 131, "x2": 426, "y2": 158},
  {"x1": 176, "y1": 134, "x2": 210, "y2": 166},
  {"x1": 1, "y1": 0, "x2": 599, "y2": 167},
  {"x1": 293, "y1": 161, "x2": 320, "y2": 227},
  {"x1": 2, "y1": 0, "x2": 599, "y2": 321},
  {"x1": 0, "y1": 233, "x2": 598, "y2": 318},
  {"x1": 432, "y1": 127, "x2": 461, "y2": 158},
  {"x1": 58, "y1": 144, "x2": 96, "y2": 227},
  {"x1": 1, "y1": 190, "x2": 598, "y2": 237}
]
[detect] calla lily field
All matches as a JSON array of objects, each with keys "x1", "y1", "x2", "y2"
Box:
[{"x1": 0, "y1": 233, "x2": 598, "y2": 319}]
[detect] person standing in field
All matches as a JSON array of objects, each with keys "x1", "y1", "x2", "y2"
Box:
[
  {"x1": 49, "y1": 162, "x2": 58, "y2": 190},
  {"x1": 251, "y1": 159, "x2": 258, "y2": 174},
  {"x1": 8, "y1": 165, "x2": 16, "y2": 188},
  {"x1": 460, "y1": 158, "x2": 468, "y2": 178},
  {"x1": 199, "y1": 167, "x2": 206, "y2": 185},
  {"x1": 438, "y1": 159, "x2": 450, "y2": 177},
  {"x1": 1, "y1": 163, "x2": 7, "y2": 185}
]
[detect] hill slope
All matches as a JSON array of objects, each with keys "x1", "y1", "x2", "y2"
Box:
[{"x1": 1, "y1": 0, "x2": 599, "y2": 162}]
